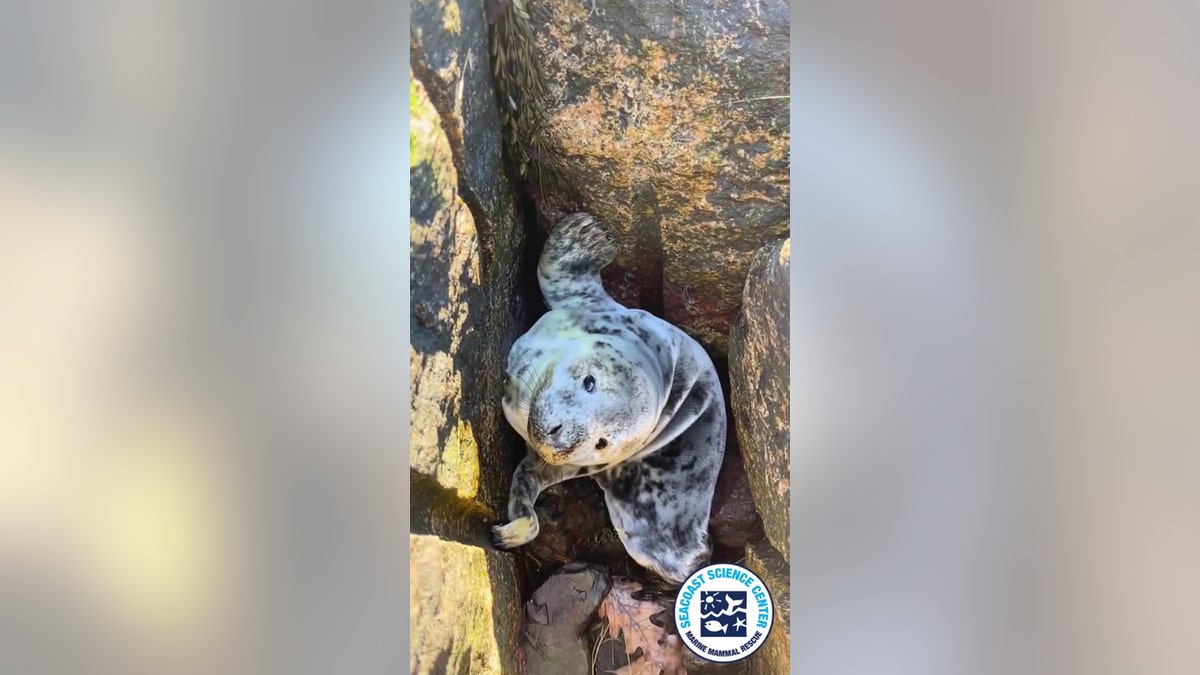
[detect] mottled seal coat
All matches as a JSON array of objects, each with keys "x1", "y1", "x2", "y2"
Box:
[{"x1": 492, "y1": 213, "x2": 727, "y2": 584}]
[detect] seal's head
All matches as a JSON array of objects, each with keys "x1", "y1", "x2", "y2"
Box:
[{"x1": 521, "y1": 338, "x2": 659, "y2": 466}]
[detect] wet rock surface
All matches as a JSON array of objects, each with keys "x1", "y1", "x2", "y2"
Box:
[
  {"x1": 729, "y1": 238, "x2": 791, "y2": 561},
  {"x1": 526, "y1": 0, "x2": 790, "y2": 354}
]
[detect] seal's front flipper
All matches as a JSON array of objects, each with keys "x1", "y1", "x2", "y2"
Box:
[
  {"x1": 492, "y1": 452, "x2": 589, "y2": 550},
  {"x1": 492, "y1": 516, "x2": 539, "y2": 549},
  {"x1": 537, "y1": 212, "x2": 620, "y2": 312}
]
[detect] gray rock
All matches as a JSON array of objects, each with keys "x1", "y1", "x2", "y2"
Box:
[
  {"x1": 729, "y1": 238, "x2": 791, "y2": 560},
  {"x1": 523, "y1": 563, "x2": 612, "y2": 675},
  {"x1": 410, "y1": 1, "x2": 535, "y2": 671},
  {"x1": 409, "y1": 534, "x2": 523, "y2": 674},
  {"x1": 524, "y1": 0, "x2": 790, "y2": 354},
  {"x1": 409, "y1": 0, "x2": 531, "y2": 542}
]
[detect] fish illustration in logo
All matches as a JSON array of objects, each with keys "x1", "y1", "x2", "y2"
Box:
[{"x1": 703, "y1": 620, "x2": 728, "y2": 633}]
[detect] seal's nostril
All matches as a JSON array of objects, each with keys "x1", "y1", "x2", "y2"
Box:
[{"x1": 548, "y1": 424, "x2": 563, "y2": 436}]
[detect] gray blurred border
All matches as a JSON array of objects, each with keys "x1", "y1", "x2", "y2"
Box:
[{"x1": 400, "y1": 0, "x2": 413, "y2": 664}]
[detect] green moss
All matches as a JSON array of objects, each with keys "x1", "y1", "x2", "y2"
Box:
[
  {"x1": 408, "y1": 74, "x2": 458, "y2": 195},
  {"x1": 410, "y1": 535, "x2": 514, "y2": 674},
  {"x1": 410, "y1": 76, "x2": 428, "y2": 168},
  {"x1": 440, "y1": 420, "x2": 481, "y2": 500}
]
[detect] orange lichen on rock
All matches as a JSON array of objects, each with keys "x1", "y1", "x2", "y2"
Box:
[{"x1": 530, "y1": 0, "x2": 790, "y2": 353}]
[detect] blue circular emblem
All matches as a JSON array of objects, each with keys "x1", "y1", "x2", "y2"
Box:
[{"x1": 673, "y1": 562, "x2": 775, "y2": 663}]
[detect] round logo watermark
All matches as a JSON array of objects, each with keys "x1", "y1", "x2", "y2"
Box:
[{"x1": 674, "y1": 562, "x2": 775, "y2": 663}]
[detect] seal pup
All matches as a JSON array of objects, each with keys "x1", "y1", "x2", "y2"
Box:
[{"x1": 492, "y1": 212, "x2": 727, "y2": 584}]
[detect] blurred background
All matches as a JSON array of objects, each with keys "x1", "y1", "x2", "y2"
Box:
[
  {"x1": 793, "y1": 3, "x2": 1200, "y2": 675},
  {"x1": 0, "y1": 1, "x2": 406, "y2": 673}
]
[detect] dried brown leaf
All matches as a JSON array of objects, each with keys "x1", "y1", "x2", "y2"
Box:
[{"x1": 596, "y1": 578, "x2": 687, "y2": 675}]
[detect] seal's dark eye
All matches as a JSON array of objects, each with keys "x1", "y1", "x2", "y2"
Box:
[
  {"x1": 596, "y1": 438, "x2": 608, "y2": 450},
  {"x1": 582, "y1": 375, "x2": 596, "y2": 392}
]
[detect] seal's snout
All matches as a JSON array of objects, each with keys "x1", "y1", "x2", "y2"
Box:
[{"x1": 529, "y1": 418, "x2": 567, "y2": 447}]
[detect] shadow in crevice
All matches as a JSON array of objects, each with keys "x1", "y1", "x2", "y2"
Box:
[{"x1": 410, "y1": 470, "x2": 498, "y2": 548}]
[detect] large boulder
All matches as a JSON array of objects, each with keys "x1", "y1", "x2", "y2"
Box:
[
  {"x1": 410, "y1": 1, "x2": 536, "y2": 670},
  {"x1": 519, "y1": 0, "x2": 790, "y2": 354},
  {"x1": 729, "y1": 238, "x2": 791, "y2": 560},
  {"x1": 410, "y1": 534, "x2": 523, "y2": 674},
  {"x1": 411, "y1": 0, "x2": 538, "y2": 529}
]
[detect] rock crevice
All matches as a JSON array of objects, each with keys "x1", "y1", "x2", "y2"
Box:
[{"x1": 412, "y1": 1, "x2": 791, "y2": 673}]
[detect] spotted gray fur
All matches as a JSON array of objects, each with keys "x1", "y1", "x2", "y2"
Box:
[{"x1": 493, "y1": 212, "x2": 727, "y2": 585}]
